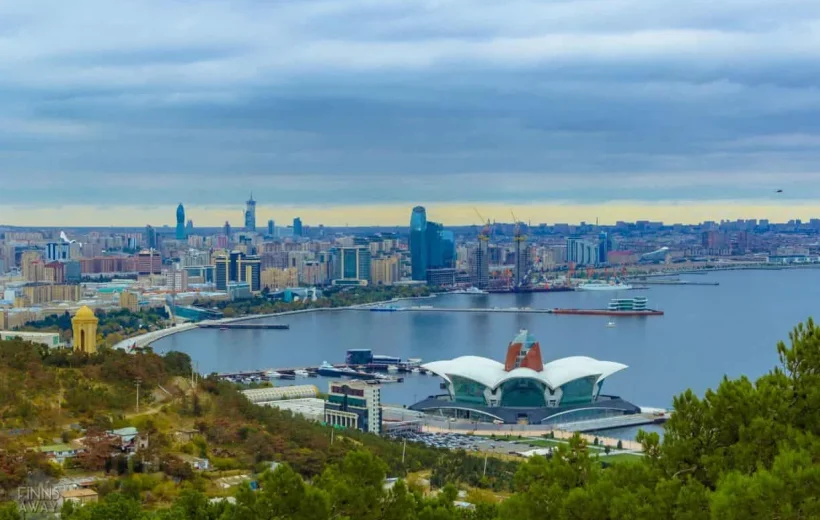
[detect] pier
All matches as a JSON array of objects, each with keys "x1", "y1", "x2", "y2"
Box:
[
  {"x1": 199, "y1": 323, "x2": 289, "y2": 330},
  {"x1": 626, "y1": 279, "x2": 719, "y2": 286}
]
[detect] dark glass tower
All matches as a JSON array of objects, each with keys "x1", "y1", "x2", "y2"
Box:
[
  {"x1": 244, "y1": 194, "x2": 256, "y2": 232},
  {"x1": 410, "y1": 206, "x2": 428, "y2": 281},
  {"x1": 176, "y1": 203, "x2": 186, "y2": 240},
  {"x1": 293, "y1": 217, "x2": 303, "y2": 237}
]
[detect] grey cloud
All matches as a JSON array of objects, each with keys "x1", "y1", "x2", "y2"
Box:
[{"x1": 2, "y1": 0, "x2": 820, "y2": 207}]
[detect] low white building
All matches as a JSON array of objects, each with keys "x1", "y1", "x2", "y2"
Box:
[{"x1": 0, "y1": 330, "x2": 63, "y2": 348}]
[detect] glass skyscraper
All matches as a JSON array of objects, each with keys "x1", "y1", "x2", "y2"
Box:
[
  {"x1": 176, "y1": 203, "x2": 186, "y2": 240},
  {"x1": 410, "y1": 206, "x2": 455, "y2": 281},
  {"x1": 410, "y1": 206, "x2": 427, "y2": 281}
]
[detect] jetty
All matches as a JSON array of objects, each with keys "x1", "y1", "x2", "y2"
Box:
[{"x1": 199, "y1": 323, "x2": 289, "y2": 330}]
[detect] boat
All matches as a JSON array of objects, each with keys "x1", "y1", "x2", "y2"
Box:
[
  {"x1": 606, "y1": 320, "x2": 616, "y2": 328},
  {"x1": 386, "y1": 365, "x2": 399, "y2": 373},
  {"x1": 577, "y1": 281, "x2": 633, "y2": 291},
  {"x1": 294, "y1": 369, "x2": 310, "y2": 377},
  {"x1": 316, "y1": 361, "x2": 373, "y2": 380},
  {"x1": 451, "y1": 287, "x2": 488, "y2": 295},
  {"x1": 550, "y1": 296, "x2": 663, "y2": 316},
  {"x1": 219, "y1": 326, "x2": 228, "y2": 331}
]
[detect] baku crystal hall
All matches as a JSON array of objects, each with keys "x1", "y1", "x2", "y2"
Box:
[{"x1": 410, "y1": 329, "x2": 640, "y2": 425}]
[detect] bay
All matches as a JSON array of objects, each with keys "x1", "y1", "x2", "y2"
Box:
[{"x1": 154, "y1": 269, "x2": 820, "y2": 411}]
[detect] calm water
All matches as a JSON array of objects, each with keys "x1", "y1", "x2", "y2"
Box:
[{"x1": 155, "y1": 269, "x2": 819, "y2": 413}]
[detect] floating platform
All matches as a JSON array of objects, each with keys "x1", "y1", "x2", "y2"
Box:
[
  {"x1": 200, "y1": 323, "x2": 290, "y2": 330},
  {"x1": 550, "y1": 309, "x2": 664, "y2": 316}
]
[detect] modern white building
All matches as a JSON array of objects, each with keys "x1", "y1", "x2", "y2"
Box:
[
  {"x1": 411, "y1": 329, "x2": 639, "y2": 425},
  {"x1": 242, "y1": 385, "x2": 319, "y2": 404}
]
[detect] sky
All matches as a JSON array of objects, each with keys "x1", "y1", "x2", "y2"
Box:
[{"x1": 3, "y1": 0, "x2": 820, "y2": 226}]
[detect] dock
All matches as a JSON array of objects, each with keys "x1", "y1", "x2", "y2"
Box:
[
  {"x1": 218, "y1": 362, "x2": 427, "y2": 382},
  {"x1": 199, "y1": 323, "x2": 290, "y2": 330},
  {"x1": 626, "y1": 279, "x2": 719, "y2": 286}
]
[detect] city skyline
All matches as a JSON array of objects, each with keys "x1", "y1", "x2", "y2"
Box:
[
  {"x1": 3, "y1": 201, "x2": 820, "y2": 228},
  {"x1": 3, "y1": 1, "x2": 820, "y2": 215}
]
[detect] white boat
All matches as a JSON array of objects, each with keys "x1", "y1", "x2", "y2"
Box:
[
  {"x1": 577, "y1": 281, "x2": 633, "y2": 291},
  {"x1": 451, "y1": 287, "x2": 488, "y2": 295},
  {"x1": 386, "y1": 365, "x2": 399, "y2": 373},
  {"x1": 606, "y1": 320, "x2": 616, "y2": 328},
  {"x1": 294, "y1": 369, "x2": 310, "y2": 377},
  {"x1": 265, "y1": 370, "x2": 283, "y2": 379}
]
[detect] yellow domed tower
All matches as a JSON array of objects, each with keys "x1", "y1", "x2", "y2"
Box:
[{"x1": 72, "y1": 306, "x2": 99, "y2": 354}]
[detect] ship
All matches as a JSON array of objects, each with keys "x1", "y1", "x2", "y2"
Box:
[
  {"x1": 451, "y1": 287, "x2": 488, "y2": 295},
  {"x1": 576, "y1": 280, "x2": 633, "y2": 291},
  {"x1": 551, "y1": 297, "x2": 663, "y2": 316}
]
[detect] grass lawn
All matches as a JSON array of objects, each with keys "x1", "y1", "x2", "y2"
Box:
[
  {"x1": 518, "y1": 438, "x2": 605, "y2": 451},
  {"x1": 597, "y1": 453, "x2": 644, "y2": 464}
]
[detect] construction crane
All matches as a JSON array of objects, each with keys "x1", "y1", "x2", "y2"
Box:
[
  {"x1": 511, "y1": 210, "x2": 531, "y2": 289},
  {"x1": 473, "y1": 208, "x2": 491, "y2": 242}
]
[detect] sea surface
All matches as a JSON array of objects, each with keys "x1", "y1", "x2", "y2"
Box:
[{"x1": 154, "y1": 269, "x2": 820, "y2": 436}]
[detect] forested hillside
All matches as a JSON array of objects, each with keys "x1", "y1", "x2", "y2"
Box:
[{"x1": 1, "y1": 319, "x2": 819, "y2": 519}]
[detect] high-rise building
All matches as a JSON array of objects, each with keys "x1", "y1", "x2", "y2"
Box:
[
  {"x1": 410, "y1": 207, "x2": 454, "y2": 282},
  {"x1": 409, "y1": 206, "x2": 427, "y2": 281},
  {"x1": 513, "y1": 223, "x2": 529, "y2": 288},
  {"x1": 214, "y1": 251, "x2": 261, "y2": 291},
  {"x1": 21, "y1": 251, "x2": 45, "y2": 282},
  {"x1": 469, "y1": 241, "x2": 489, "y2": 289},
  {"x1": 145, "y1": 225, "x2": 157, "y2": 249},
  {"x1": 325, "y1": 380, "x2": 381, "y2": 434},
  {"x1": 224, "y1": 221, "x2": 232, "y2": 239},
  {"x1": 566, "y1": 238, "x2": 599, "y2": 266},
  {"x1": 44, "y1": 262, "x2": 66, "y2": 283},
  {"x1": 46, "y1": 242, "x2": 71, "y2": 262},
  {"x1": 137, "y1": 249, "x2": 161, "y2": 275},
  {"x1": 176, "y1": 203, "x2": 186, "y2": 240},
  {"x1": 244, "y1": 194, "x2": 256, "y2": 232},
  {"x1": 370, "y1": 255, "x2": 400, "y2": 286},
  {"x1": 186, "y1": 219, "x2": 194, "y2": 235},
  {"x1": 267, "y1": 219, "x2": 275, "y2": 236},
  {"x1": 331, "y1": 247, "x2": 371, "y2": 286},
  {"x1": 293, "y1": 217, "x2": 303, "y2": 237},
  {"x1": 597, "y1": 232, "x2": 611, "y2": 265}
]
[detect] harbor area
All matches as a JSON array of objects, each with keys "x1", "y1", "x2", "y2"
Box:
[{"x1": 217, "y1": 348, "x2": 429, "y2": 385}]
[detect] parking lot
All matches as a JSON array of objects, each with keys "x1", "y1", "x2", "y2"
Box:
[{"x1": 387, "y1": 430, "x2": 538, "y2": 457}]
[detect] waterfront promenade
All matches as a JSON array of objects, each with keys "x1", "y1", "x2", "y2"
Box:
[
  {"x1": 111, "y1": 295, "x2": 433, "y2": 350},
  {"x1": 421, "y1": 419, "x2": 645, "y2": 452}
]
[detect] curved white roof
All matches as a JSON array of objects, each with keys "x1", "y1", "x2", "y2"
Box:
[{"x1": 422, "y1": 355, "x2": 627, "y2": 391}]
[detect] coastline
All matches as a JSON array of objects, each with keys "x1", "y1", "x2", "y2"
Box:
[{"x1": 113, "y1": 294, "x2": 440, "y2": 350}]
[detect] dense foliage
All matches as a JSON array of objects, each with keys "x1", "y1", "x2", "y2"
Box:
[
  {"x1": 2, "y1": 317, "x2": 820, "y2": 518},
  {"x1": 200, "y1": 285, "x2": 432, "y2": 318}
]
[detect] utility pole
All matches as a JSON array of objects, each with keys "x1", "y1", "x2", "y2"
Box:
[
  {"x1": 135, "y1": 378, "x2": 141, "y2": 413},
  {"x1": 483, "y1": 452, "x2": 488, "y2": 477},
  {"x1": 402, "y1": 438, "x2": 406, "y2": 464},
  {"x1": 330, "y1": 428, "x2": 334, "y2": 445}
]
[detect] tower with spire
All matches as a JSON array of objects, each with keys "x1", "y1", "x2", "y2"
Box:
[{"x1": 244, "y1": 193, "x2": 256, "y2": 232}]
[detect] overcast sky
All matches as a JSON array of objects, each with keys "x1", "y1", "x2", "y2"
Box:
[{"x1": 2, "y1": 0, "x2": 820, "y2": 225}]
